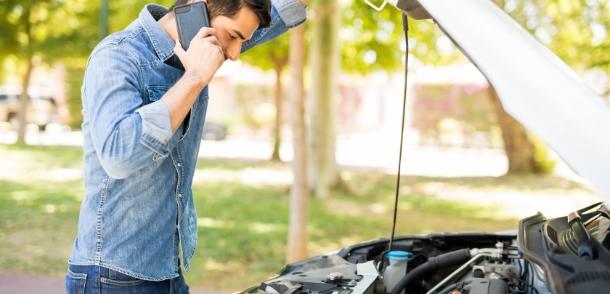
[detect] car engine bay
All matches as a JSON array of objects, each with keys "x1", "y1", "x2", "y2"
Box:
[{"x1": 243, "y1": 203, "x2": 610, "y2": 294}]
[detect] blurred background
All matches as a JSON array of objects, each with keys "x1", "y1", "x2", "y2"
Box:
[{"x1": 0, "y1": 0, "x2": 608, "y2": 293}]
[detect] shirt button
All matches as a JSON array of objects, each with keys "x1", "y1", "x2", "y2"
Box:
[
  {"x1": 177, "y1": 193, "x2": 183, "y2": 198},
  {"x1": 177, "y1": 163, "x2": 182, "y2": 167}
]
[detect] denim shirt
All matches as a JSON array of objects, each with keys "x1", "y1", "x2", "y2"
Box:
[{"x1": 69, "y1": 2, "x2": 306, "y2": 281}]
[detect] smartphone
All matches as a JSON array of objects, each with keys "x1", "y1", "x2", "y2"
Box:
[{"x1": 174, "y1": 2, "x2": 211, "y2": 51}]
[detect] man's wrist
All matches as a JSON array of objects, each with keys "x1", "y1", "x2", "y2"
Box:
[{"x1": 183, "y1": 70, "x2": 208, "y2": 90}]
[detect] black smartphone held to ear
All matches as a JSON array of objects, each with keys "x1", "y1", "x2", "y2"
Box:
[{"x1": 174, "y1": 2, "x2": 211, "y2": 51}]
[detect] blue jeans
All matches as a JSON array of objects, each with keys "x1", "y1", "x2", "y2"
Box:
[{"x1": 65, "y1": 264, "x2": 190, "y2": 294}]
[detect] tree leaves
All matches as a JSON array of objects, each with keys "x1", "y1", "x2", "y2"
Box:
[{"x1": 507, "y1": 0, "x2": 610, "y2": 72}]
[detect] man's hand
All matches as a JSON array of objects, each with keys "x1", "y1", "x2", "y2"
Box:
[
  {"x1": 162, "y1": 27, "x2": 224, "y2": 133},
  {"x1": 174, "y1": 27, "x2": 225, "y2": 88},
  {"x1": 299, "y1": 0, "x2": 308, "y2": 5}
]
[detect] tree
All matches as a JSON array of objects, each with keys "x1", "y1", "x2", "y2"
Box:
[
  {"x1": 506, "y1": 0, "x2": 609, "y2": 72},
  {"x1": 1, "y1": 1, "x2": 42, "y2": 144},
  {"x1": 345, "y1": 0, "x2": 608, "y2": 174},
  {"x1": 240, "y1": 34, "x2": 290, "y2": 161},
  {"x1": 488, "y1": 86, "x2": 542, "y2": 173},
  {"x1": 286, "y1": 24, "x2": 309, "y2": 263},
  {"x1": 100, "y1": 0, "x2": 109, "y2": 39},
  {"x1": 304, "y1": 0, "x2": 456, "y2": 197},
  {"x1": 341, "y1": 1, "x2": 459, "y2": 72},
  {"x1": 487, "y1": 0, "x2": 610, "y2": 173},
  {"x1": 346, "y1": 0, "x2": 607, "y2": 174},
  {"x1": 308, "y1": 0, "x2": 342, "y2": 198},
  {"x1": 0, "y1": 0, "x2": 98, "y2": 144},
  {"x1": 482, "y1": 0, "x2": 543, "y2": 173}
]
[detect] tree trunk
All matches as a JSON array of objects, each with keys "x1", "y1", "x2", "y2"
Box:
[
  {"x1": 286, "y1": 24, "x2": 309, "y2": 263},
  {"x1": 308, "y1": 0, "x2": 341, "y2": 198},
  {"x1": 271, "y1": 61, "x2": 286, "y2": 161},
  {"x1": 488, "y1": 86, "x2": 538, "y2": 173},
  {"x1": 487, "y1": 0, "x2": 540, "y2": 174},
  {"x1": 17, "y1": 5, "x2": 33, "y2": 146},
  {"x1": 100, "y1": 0, "x2": 109, "y2": 39},
  {"x1": 17, "y1": 59, "x2": 34, "y2": 145}
]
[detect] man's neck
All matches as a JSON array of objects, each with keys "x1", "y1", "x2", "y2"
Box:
[{"x1": 158, "y1": 13, "x2": 179, "y2": 43}]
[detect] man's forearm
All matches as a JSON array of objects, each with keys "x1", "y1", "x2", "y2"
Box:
[{"x1": 161, "y1": 73, "x2": 206, "y2": 133}]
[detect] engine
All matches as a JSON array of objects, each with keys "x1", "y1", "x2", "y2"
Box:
[
  {"x1": 244, "y1": 203, "x2": 610, "y2": 294},
  {"x1": 245, "y1": 233, "x2": 548, "y2": 294}
]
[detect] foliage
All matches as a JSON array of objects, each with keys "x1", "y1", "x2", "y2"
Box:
[
  {"x1": 241, "y1": 0, "x2": 460, "y2": 75},
  {"x1": 0, "y1": 0, "x2": 99, "y2": 62},
  {"x1": 241, "y1": 32, "x2": 290, "y2": 71},
  {"x1": 506, "y1": 0, "x2": 610, "y2": 72},
  {"x1": 64, "y1": 61, "x2": 85, "y2": 129},
  {"x1": 1, "y1": 0, "x2": 98, "y2": 133},
  {"x1": 0, "y1": 0, "x2": 608, "y2": 128},
  {"x1": 0, "y1": 0, "x2": 176, "y2": 129},
  {"x1": 340, "y1": 0, "x2": 610, "y2": 74},
  {"x1": 107, "y1": 0, "x2": 174, "y2": 33},
  {"x1": 341, "y1": 0, "x2": 461, "y2": 74},
  {"x1": 531, "y1": 135, "x2": 557, "y2": 173}
]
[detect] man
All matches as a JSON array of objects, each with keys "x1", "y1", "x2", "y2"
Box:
[{"x1": 66, "y1": 0, "x2": 307, "y2": 293}]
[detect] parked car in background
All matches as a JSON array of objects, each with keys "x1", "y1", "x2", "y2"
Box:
[
  {"x1": 0, "y1": 91, "x2": 58, "y2": 131},
  {"x1": 203, "y1": 121, "x2": 228, "y2": 141}
]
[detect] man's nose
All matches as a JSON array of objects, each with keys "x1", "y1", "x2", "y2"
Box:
[{"x1": 226, "y1": 44, "x2": 241, "y2": 61}]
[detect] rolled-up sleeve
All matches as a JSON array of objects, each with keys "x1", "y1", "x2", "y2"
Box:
[
  {"x1": 83, "y1": 45, "x2": 172, "y2": 179},
  {"x1": 275, "y1": 0, "x2": 307, "y2": 28},
  {"x1": 135, "y1": 99, "x2": 172, "y2": 155},
  {"x1": 241, "y1": 0, "x2": 307, "y2": 52}
]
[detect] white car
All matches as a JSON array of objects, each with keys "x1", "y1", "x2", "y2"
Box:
[{"x1": 241, "y1": 1, "x2": 610, "y2": 294}]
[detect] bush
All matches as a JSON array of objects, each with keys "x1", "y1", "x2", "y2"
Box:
[{"x1": 532, "y1": 135, "x2": 556, "y2": 174}]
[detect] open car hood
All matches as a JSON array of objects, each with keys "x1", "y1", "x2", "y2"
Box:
[{"x1": 401, "y1": 0, "x2": 610, "y2": 200}]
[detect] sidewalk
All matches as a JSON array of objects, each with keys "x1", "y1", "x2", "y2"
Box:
[
  {"x1": 0, "y1": 129, "x2": 582, "y2": 182},
  {"x1": 0, "y1": 274, "x2": 64, "y2": 294}
]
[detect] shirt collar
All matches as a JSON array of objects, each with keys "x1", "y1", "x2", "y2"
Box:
[{"x1": 139, "y1": 4, "x2": 176, "y2": 62}]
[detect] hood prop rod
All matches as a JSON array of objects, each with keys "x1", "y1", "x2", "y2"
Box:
[{"x1": 387, "y1": 13, "x2": 411, "y2": 256}]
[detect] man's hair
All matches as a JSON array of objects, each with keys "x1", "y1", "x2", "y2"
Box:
[{"x1": 170, "y1": 0, "x2": 271, "y2": 28}]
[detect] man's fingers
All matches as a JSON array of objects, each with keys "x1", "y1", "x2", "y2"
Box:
[
  {"x1": 196, "y1": 27, "x2": 217, "y2": 39},
  {"x1": 214, "y1": 45, "x2": 226, "y2": 61},
  {"x1": 202, "y1": 35, "x2": 220, "y2": 46},
  {"x1": 174, "y1": 43, "x2": 186, "y2": 60}
]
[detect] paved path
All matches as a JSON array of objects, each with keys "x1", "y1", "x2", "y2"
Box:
[
  {"x1": 0, "y1": 129, "x2": 583, "y2": 181},
  {"x1": 0, "y1": 274, "x2": 64, "y2": 294}
]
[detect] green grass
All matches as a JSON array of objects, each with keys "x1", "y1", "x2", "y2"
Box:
[{"x1": 0, "y1": 144, "x2": 593, "y2": 291}]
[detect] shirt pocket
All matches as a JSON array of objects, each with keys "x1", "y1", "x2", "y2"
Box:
[
  {"x1": 144, "y1": 85, "x2": 169, "y2": 104},
  {"x1": 145, "y1": 85, "x2": 195, "y2": 141}
]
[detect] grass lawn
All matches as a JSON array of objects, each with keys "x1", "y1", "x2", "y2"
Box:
[{"x1": 0, "y1": 144, "x2": 596, "y2": 291}]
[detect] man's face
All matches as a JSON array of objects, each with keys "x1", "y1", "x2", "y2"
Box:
[
  {"x1": 187, "y1": 0, "x2": 260, "y2": 61},
  {"x1": 211, "y1": 7, "x2": 259, "y2": 61}
]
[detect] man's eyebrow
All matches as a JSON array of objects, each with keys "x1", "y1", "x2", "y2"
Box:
[{"x1": 232, "y1": 29, "x2": 250, "y2": 41}]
